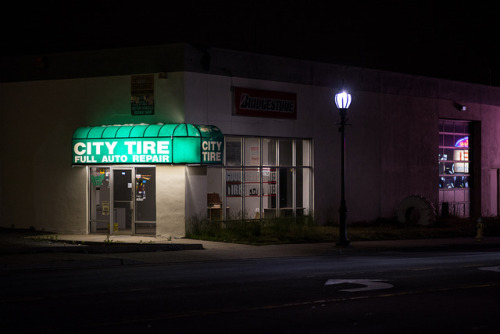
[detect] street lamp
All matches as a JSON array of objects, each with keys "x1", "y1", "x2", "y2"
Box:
[{"x1": 335, "y1": 90, "x2": 352, "y2": 247}]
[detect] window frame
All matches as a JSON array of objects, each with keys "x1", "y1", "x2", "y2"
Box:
[
  {"x1": 210, "y1": 136, "x2": 313, "y2": 220},
  {"x1": 438, "y1": 119, "x2": 471, "y2": 217}
]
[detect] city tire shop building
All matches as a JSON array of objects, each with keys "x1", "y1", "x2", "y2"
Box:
[{"x1": 1, "y1": 43, "x2": 500, "y2": 236}]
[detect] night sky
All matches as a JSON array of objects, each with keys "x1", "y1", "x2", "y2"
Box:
[{"x1": 2, "y1": 1, "x2": 499, "y2": 85}]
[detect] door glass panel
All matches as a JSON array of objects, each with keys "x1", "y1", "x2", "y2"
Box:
[
  {"x1": 90, "y1": 167, "x2": 110, "y2": 233},
  {"x1": 113, "y1": 169, "x2": 133, "y2": 233},
  {"x1": 135, "y1": 167, "x2": 156, "y2": 234}
]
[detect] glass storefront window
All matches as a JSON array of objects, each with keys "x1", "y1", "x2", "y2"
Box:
[
  {"x1": 226, "y1": 137, "x2": 242, "y2": 166},
  {"x1": 262, "y1": 138, "x2": 277, "y2": 166},
  {"x1": 226, "y1": 168, "x2": 243, "y2": 219},
  {"x1": 262, "y1": 167, "x2": 277, "y2": 218},
  {"x1": 296, "y1": 167, "x2": 311, "y2": 216},
  {"x1": 279, "y1": 138, "x2": 293, "y2": 166},
  {"x1": 207, "y1": 167, "x2": 224, "y2": 221},
  {"x1": 244, "y1": 168, "x2": 260, "y2": 218},
  {"x1": 296, "y1": 139, "x2": 311, "y2": 167},
  {"x1": 244, "y1": 137, "x2": 260, "y2": 166},
  {"x1": 279, "y1": 167, "x2": 294, "y2": 216},
  {"x1": 296, "y1": 140, "x2": 303, "y2": 166},
  {"x1": 208, "y1": 136, "x2": 312, "y2": 221},
  {"x1": 438, "y1": 119, "x2": 471, "y2": 217},
  {"x1": 245, "y1": 168, "x2": 260, "y2": 195}
]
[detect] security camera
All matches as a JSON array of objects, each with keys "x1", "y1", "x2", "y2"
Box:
[{"x1": 453, "y1": 102, "x2": 467, "y2": 111}]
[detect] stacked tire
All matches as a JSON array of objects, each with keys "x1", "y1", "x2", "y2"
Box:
[{"x1": 396, "y1": 195, "x2": 436, "y2": 226}]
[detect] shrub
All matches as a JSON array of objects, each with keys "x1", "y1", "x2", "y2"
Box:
[{"x1": 186, "y1": 214, "x2": 319, "y2": 244}]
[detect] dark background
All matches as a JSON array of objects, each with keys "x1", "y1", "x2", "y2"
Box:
[{"x1": 2, "y1": 1, "x2": 498, "y2": 85}]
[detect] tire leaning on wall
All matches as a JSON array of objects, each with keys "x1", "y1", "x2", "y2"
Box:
[{"x1": 396, "y1": 195, "x2": 437, "y2": 226}]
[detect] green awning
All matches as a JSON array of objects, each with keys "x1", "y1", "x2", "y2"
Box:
[{"x1": 72, "y1": 123, "x2": 223, "y2": 165}]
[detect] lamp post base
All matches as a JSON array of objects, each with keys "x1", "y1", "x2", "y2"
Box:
[
  {"x1": 337, "y1": 202, "x2": 350, "y2": 247},
  {"x1": 335, "y1": 239, "x2": 351, "y2": 248}
]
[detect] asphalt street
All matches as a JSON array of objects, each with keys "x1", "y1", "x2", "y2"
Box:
[{"x1": 1, "y1": 244, "x2": 500, "y2": 333}]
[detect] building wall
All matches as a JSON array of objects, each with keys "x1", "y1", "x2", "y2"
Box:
[
  {"x1": 156, "y1": 165, "x2": 186, "y2": 237},
  {"x1": 182, "y1": 70, "x2": 438, "y2": 224},
  {"x1": 480, "y1": 104, "x2": 500, "y2": 216},
  {"x1": 185, "y1": 166, "x2": 208, "y2": 226},
  {"x1": 0, "y1": 72, "x2": 187, "y2": 232},
  {"x1": 378, "y1": 92, "x2": 438, "y2": 219},
  {"x1": 0, "y1": 79, "x2": 88, "y2": 231},
  {"x1": 182, "y1": 66, "x2": 500, "y2": 224}
]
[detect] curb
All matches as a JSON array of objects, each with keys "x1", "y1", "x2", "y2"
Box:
[
  {"x1": 342, "y1": 241, "x2": 500, "y2": 253},
  {"x1": 0, "y1": 242, "x2": 204, "y2": 255}
]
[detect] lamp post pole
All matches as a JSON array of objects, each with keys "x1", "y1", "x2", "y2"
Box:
[{"x1": 335, "y1": 91, "x2": 351, "y2": 247}]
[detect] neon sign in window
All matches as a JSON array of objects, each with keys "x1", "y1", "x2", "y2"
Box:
[{"x1": 455, "y1": 136, "x2": 469, "y2": 147}]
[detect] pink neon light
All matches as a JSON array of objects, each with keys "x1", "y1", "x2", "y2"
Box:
[{"x1": 455, "y1": 137, "x2": 469, "y2": 147}]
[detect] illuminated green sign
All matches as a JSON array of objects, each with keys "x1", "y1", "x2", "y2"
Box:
[{"x1": 72, "y1": 124, "x2": 223, "y2": 165}]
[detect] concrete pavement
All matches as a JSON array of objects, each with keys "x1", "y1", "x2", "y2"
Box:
[
  {"x1": 3, "y1": 231, "x2": 500, "y2": 254},
  {"x1": 1, "y1": 230, "x2": 500, "y2": 271}
]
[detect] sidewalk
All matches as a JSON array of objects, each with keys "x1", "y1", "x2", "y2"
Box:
[
  {"x1": 0, "y1": 232, "x2": 204, "y2": 255},
  {"x1": 1, "y1": 231, "x2": 500, "y2": 272},
  {"x1": 2, "y1": 229, "x2": 500, "y2": 256}
]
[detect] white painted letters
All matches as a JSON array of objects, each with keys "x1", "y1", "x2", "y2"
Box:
[
  {"x1": 325, "y1": 279, "x2": 393, "y2": 292},
  {"x1": 71, "y1": 137, "x2": 215, "y2": 165},
  {"x1": 157, "y1": 141, "x2": 170, "y2": 154},
  {"x1": 105, "y1": 141, "x2": 117, "y2": 154},
  {"x1": 74, "y1": 142, "x2": 86, "y2": 155}
]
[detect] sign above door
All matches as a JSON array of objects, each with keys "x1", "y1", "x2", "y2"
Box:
[{"x1": 72, "y1": 123, "x2": 224, "y2": 165}]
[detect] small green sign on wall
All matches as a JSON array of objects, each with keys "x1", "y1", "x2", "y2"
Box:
[{"x1": 131, "y1": 74, "x2": 154, "y2": 115}]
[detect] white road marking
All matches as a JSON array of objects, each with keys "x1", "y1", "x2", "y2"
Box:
[
  {"x1": 478, "y1": 266, "x2": 500, "y2": 272},
  {"x1": 325, "y1": 279, "x2": 393, "y2": 292}
]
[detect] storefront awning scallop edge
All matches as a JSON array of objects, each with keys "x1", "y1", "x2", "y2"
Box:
[{"x1": 72, "y1": 124, "x2": 223, "y2": 165}]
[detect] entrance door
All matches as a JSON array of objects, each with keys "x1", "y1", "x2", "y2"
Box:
[
  {"x1": 90, "y1": 167, "x2": 134, "y2": 234},
  {"x1": 90, "y1": 166, "x2": 156, "y2": 235},
  {"x1": 112, "y1": 168, "x2": 134, "y2": 234},
  {"x1": 89, "y1": 167, "x2": 111, "y2": 233},
  {"x1": 135, "y1": 167, "x2": 157, "y2": 234}
]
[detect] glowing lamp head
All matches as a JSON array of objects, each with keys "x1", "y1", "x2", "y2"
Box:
[{"x1": 335, "y1": 91, "x2": 352, "y2": 110}]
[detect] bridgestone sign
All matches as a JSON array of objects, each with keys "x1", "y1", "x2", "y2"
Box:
[{"x1": 233, "y1": 87, "x2": 297, "y2": 119}]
